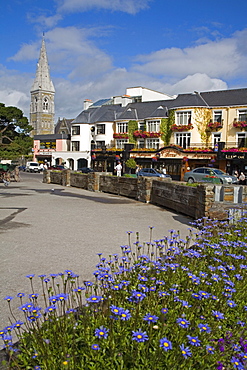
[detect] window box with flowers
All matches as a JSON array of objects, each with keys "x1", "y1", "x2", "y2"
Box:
[
  {"x1": 171, "y1": 123, "x2": 193, "y2": 132},
  {"x1": 206, "y1": 121, "x2": 223, "y2": 131},
  {"x1": 133, "y1": 130, "x2": 161, "y2": 138},
  {"x1": 113, "y1": 133, "x2": 129, "y2": 139},
  {"x1": 233, "y1": 121, "x2": 247, "y2": 130}
]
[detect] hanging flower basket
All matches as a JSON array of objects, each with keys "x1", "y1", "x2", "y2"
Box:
[
  {"x1": 113, "y1": 133, "x2": 129, "y2": 139},
  {"x1": 206, "y1": 121, "x2": 223, "y2": 131},
  {"x1": 92, "y1": 154, "x2": 96, "y2": 160},
  {"x1": 171, "y1": 123, "x2": 193, "y2": 132},
  {"x1": 152, "y1": 156, "x2": 158, "y2": 162}
]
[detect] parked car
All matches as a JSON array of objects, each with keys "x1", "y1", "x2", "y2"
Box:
[
  {"x1": 183, "y1": 167, "x2": 238, "y2": 184},
  {"x1": 77, "y1": 167, "x2": 95, "y2": 173},
  {"x1": 18, "y1": 165, "x2": 26, "y2": 171},
  {"x1": 48, "y1": 165, "x2": 67, "y2": 170},
  {"x1": 25, "y1": 162, "x2": 41, "y2": 173},
  {"x1": 137, "y1": 168, "x2": 172, "y2": 179}
]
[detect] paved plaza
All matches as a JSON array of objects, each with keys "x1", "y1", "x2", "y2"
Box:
[{"x1": 0, "y1": 172, "x2": 194, "y2": 330}]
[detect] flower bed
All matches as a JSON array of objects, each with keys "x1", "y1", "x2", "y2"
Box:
[{"x1": 1, "y1": 220, "x2": 247, "y2": 369}]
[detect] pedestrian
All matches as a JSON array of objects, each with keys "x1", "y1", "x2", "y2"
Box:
[
  {"x1": 239, "y1": 172, "x2": 246, "y2": 185},
  {"x1": 135, "y1": 165, "x2": 140, "y2": 174},
  {"x1": 115, "y1": 162, "x2": 122, "y2": 177},
  {"x1": 162, "y1": 166, "x2": 167, "y2": 175}
]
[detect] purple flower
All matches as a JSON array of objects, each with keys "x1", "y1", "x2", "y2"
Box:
[
  {"x1": 177, "y1": 318, "x2": 190, "y2": 328},
  {"x1": 143, "y1": 313, "x2": 159, "y2": 323},
  {"x1": 132, "y1": 329, "x2": 148, "y2": 342},
  {"x1": 94, "y1": 326, "x2": 109, "y2": 339},
  {"x1": 180, "y1": 344, "x2": 192, "y2": 358},
  {"x1": 159, "y1": 337, "x2": 172, "y2": 351},
  {"x1": 187, "y1": 335, "x2": 201, "y2": 347},
  {"x1": 212, "y1": 310, "x2": 225, "y2": 319}
]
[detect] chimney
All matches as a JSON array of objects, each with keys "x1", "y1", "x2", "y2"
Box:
[{"x1": 84, "y1": 99, "x2": 93, "y2": 110}]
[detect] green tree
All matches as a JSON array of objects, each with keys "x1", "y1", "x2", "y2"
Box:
[
  {"x1": 125, "y1": 158, "x2": 137, "y2": 173},
  {"x1": 0, "y1": 103, "x2": 33, "y2": 159}
]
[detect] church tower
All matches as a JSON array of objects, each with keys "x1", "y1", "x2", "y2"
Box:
[{"x1": 30, "y1": 36, "x2": 55, "y2": 136}]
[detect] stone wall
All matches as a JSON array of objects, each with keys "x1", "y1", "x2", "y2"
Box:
[
  {"x1": 43, "y1": 170, "x2": 247, "y2": 219},
  {"x1": 151, "y1": 181, "x2": 207, "y2": 218}
]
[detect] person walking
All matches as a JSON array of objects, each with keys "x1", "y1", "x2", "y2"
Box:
[
  {"x1": 115, "y1": 162, "x2": 122, "y2": 177},
  {"x1": 239, "y1": 172, "x2": 246, "y2": 185}
]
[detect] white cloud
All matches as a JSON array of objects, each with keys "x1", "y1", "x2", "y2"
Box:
[
  {"x1": 9, "y1": 43, "x2": 40, "y2": 62},
  {"x1": 28, "y1": 13, "x2": 63, "y2": 28},
  {"x1": 56, "y1": 0, "x2": 152, "y2": 14},
  {"x1": 0, "y1": 65, "x2": 31, "y2": 117},
  {"x1": 133, "y1": 33, "x2": 247, "y2": 80},
  {"x1": 4, "y1": 27, "x2": 247, "y2": 121}
]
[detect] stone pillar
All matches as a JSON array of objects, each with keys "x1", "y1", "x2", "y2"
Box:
[
  {"x1": 62, "y1": 170, "x2": 70, "y2": 187},
  {"x1": 43, "y1": 169, "x2": 51, "y2": 184},
  {"x1": 88, "y1": 172, "x2": 100, "y2": 192},
  {"x1": 137, "y1": 177, "x2": 153, "y2": 203}
]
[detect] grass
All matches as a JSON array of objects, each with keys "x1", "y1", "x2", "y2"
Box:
[{"x1": 1, "y1": 218, "x2": 247, "y2": 369}]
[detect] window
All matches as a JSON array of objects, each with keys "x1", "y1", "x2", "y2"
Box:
[
  {"x1": 43, "y1": 97, "x2": 48, "y2": 111},
  {"x1": 137, "y1": 139, "x2": 145, "y2": 148},
  {"x1": 213, "y1": 110, "x2": 222, "y2": 123},
  {"x1": 97, "y1": 124, "x2": 105, "y2": 135},
  {"x1": 175, "y1": 133, "x2": 191, "y2": 149},
  {"x1": 72, "y1": 126, "x2": 80, "y2": 135},
  {"x1": 40, "y1": 141, "x2": 56, "y2": 149},
  {"x1": 71, "y1": 141, "x2": 80, "y2": 151},
  {"x1": 139, "y1": 122, "x2": 145, "y2": 131},
  {"x1": 117, "y1": 122, "x2": 128, "y2": 133},
  {"x1": 237, "y1": 133, "x2": 247, "y2": 148},
  {"x1": 194, "y1": 168, "x2": 206, "y2": 174},
  {"x1": 146, "y1": 139, "x2": 159, "y2": 149},
  {"x1": 212, "y1": 133, "x2": 221, "y2": 146},
  {"x1": 96, "y1": 141, "x2": 105, "y2": 149},
  {"x1": 116, "y1": 139, "x2": 128, "y2": 149},
  {"x1": 238, "y1": 109, "x2": 247, "y2": 121},
  {"x1": 147, "y1": 120, "x2": 160, "y2": 132},
  {"x1": 176, "y1": 111, "x2": 192, "y2": 125}
]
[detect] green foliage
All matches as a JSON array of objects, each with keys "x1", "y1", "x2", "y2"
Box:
[
  {"x1": 2, "y1": 219, "x2": 247, "y2": 369},
  {"x1": 128, "y1": 120, "x2": 138, "y2": 144},
  {"x1": 125, "y1": 157, "x2": 137, "y2": 169},
  {"x1": 160, "y1": 110, "x2": 175, "y2": 145},
  {"x1": 0, "y1": 103, "x2": 33, "y2": 159}
]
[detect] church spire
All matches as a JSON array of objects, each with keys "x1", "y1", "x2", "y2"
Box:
[
  {"x1": 30, "y1": 37, "x2": 55, "y2": 136},
  {"x1": 31, "y1": 36, "x2": 55, "y2": 93}
]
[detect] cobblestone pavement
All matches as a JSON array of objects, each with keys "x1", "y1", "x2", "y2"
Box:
[{"x1": 0, "y1": 172, "x2": 194, "y2": 331}]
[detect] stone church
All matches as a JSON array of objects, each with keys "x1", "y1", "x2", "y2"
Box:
[{"x1": 30, "y1": 37, "x2": 55, "y2": 136}]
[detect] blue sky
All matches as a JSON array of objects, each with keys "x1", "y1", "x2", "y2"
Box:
[{"x1": 1, "y1": 0, "x2": 247, "y2": 121}]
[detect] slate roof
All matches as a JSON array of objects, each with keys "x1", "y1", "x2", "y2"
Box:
[
  {"x1": 71, "y1": 87, "x2": 247, "y2": 125},
  {"x1": 72, "y1": 104, "x2": 124, "y2": 124},
  {"x1": 55, "y1": 118, "x2": 74, "y2": 134},
  {"x1": 117, "y1": 100, "x2": 174, "y2": 121},
  {"x1": 200, "y1": 88, "x2": 247, "y2": 107}
]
